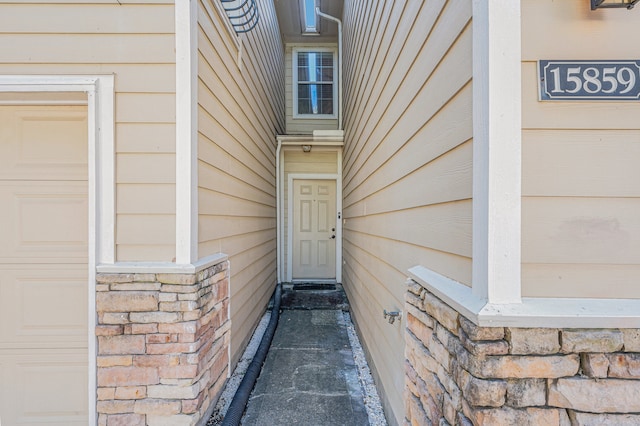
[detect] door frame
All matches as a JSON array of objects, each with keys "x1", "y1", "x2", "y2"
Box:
[
  {"x1": 287, "y1": 173, "x2": 342, "y2": 283},
  {"x1": 0, "y1": 75, "x2": 115, "y2": 426}
]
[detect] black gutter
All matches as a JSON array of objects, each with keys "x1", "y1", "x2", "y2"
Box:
[{"x1": 221, "y1": 283, "x2": 282, "y2": 426}]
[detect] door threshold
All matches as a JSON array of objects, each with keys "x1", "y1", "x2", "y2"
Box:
[
  {"x1": 291, "y1": 283, "x2": 337, "y2": 291},
  {"x1": 290, "y1": 279, "x2": 338, "y2": 284}
]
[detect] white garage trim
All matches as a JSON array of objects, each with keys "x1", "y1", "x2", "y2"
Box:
[{"x1": 0, "y1": 74, "x2": 115, "y2": 426}]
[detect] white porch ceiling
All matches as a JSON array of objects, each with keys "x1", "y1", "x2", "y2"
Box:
[{"x1": 274, "y1": 0, "x2": 344, "y2": 44}]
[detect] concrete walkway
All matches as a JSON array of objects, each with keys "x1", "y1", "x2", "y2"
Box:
[{"x1": 241, "y1": 285, "x2": 370, "y2": 425}]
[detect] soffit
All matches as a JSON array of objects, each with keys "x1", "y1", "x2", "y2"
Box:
[{"x1": 274, "y1": 0, "x2": 344, "y2": 44}]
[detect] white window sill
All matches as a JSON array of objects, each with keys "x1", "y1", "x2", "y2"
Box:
[{"x1": 293, "y1": 114, "x2": 338, "y2": 120}]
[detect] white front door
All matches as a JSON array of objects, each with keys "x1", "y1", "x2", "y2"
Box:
[{"x1": 292, "y1": 179, "x2": 337, "y2": 280}]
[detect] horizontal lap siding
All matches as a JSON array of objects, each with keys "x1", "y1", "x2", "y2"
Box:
[
  {"x1": 0, "y1": 1, "x2": 177, "y2": 262},
  {"x1": 197, "y1": 0, "x2": 284, "y2": 364},
  {"x1": 342, "y1": 0, "x2": 473, "y2": 424},
  {"x1": 521, "y1": 0, "x2": 640, "y2": 298}
]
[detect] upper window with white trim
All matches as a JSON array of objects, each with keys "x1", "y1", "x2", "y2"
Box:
[{"x1": 293, "y1": 48, "x2": 337, "y2": 118}]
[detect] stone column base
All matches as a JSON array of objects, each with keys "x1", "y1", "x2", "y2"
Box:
[
  {"x1": 404, "y1": 280, "x2": 640, "y2": 425},
  {"x1": 96, "y1": 260, "x2": 230, "y2": 426}
]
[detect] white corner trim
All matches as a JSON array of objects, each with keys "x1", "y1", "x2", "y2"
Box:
[
  {"x1": 0, "y1": 74, "x2": 116, "y2": 426},
  {"x1": 409, "y1": 265, "x2": 640, "y2": 329},
  {"x1": 97, "y1": 253, "x2": 229, "y2": 275},
  {"x1": 176, "y1": 0, "x2": 199, "y2": 265},
  {"x1": 471, "y1": 0, "x2": 522, "y2": 304}
]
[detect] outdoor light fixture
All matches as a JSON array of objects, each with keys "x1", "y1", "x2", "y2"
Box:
[
  {"x1": 591, "y1": 0, "x2": 638, "y2": 9},
  {"x1": 301, "y1": 145, "x2": 312, "y2": 152}
]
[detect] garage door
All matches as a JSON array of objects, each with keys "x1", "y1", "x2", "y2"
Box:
[{"x1": 0, "y1": 105, "x2": 88, "y2": 425}]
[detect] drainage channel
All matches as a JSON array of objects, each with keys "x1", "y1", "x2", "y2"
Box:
[{"x1": 219, "y1": 284, "x2": 281, "y2": 426}]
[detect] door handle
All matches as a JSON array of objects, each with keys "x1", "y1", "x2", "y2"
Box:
[{"x1": 330, "y1": 235, "x2": 336, "y2": 239}]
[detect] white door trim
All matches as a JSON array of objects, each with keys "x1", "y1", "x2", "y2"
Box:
[
  {"x1": 287, "y1": 173, "x2": 342, "y2": 283},
  {"x1": 0, "y1": 75, "x2": 115, "y2": 426}
]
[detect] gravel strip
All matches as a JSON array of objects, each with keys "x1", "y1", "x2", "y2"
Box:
[
  {"x1": 207, "y1": 312, "x2": 271, "y2": 425},
  {"x1": 343, "y1": 311, "x2": 388, "y2": 426}
]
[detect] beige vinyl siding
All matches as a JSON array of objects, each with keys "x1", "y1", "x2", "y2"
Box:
[
  {"x1": 281, "y1": 148, "x2": 339, "y2": 276},
  {"x1": 342, "y1": 1, "x2": 472, "y2": 423},
  {"x1": 285, "y1": 44, "x2": 339, "y2": 134},
  {"x1": 0, "y1": 1, "x2": 177, "y2": 262},
  {"x1": 197, "y1": 0, "x2": 284, "y2": 364},
  {"x1": 521, "y1": 0, "x2": 640, "y2": 299}
]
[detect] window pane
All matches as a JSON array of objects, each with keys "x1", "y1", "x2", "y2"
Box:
[
  {"x1": 298, "y1": 66, "x2": 309, "y2": 81},
  {"x1": 297, "y1": 84, "x2": 311, "y2": 114},
  {"x1": 319, "y1": 83, "x2": 333, "y2": 98},
  {"x1": 298, "y1": 84, "x2": 310, "y2": 99},
  {"x1": 298, "y1": 97, "x2": 312, "y2": 114},
  {"x1": 321, "y1": 67, "x2": 333, "y2": 82},
  {"x1": 296, "y1": 51, "x2": 334, "y2": 116},
  {"x1": 320, "y1": 99, "x2": 333, "y2": 115},
  {"x1": 320, "y1": 52, "x2": 333, "y2": 66},
  {"x1": 309, "y1": 53, "x2": 318, "y2": 82},
  {"x1": 298, "y1": 53, "x2": 309, "y2": 67},
  {"x1": 319, "y1": 85, "x2": 333, "y2": 114}
]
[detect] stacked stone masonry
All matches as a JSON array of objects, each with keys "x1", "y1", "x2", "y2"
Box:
[
  {"x1": 96, "y1": 261, "x2": 230, "y2": 426},
  {"x1": 404, "y1": 280, "x2": 640, "y2": 426}
]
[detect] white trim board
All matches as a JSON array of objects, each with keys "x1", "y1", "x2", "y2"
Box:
[
  {"x1": 409, "y1": 265, "x2": 640, "y2": 329},
  {"x1": 175, "y1": 0, "x2": 199, "y2": 265},
  {"x1": 97, "y1": 253, "x2": 229, "y2": 274},
  {"x1": 0, "y1": 74, "x2": 116, "y2": 426},
  {"x1": 471, "y1": 0, "x2": 522, "y2": 304},
  {"x1": 286, "y1": 173, "x2": 342, "y2": 283}
]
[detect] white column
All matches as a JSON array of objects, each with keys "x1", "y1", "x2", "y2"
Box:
[
  {"x1": 175, "y1": 0, "x2": 199, "y2": 264},
  {"x1": 95, "y1": 76, "x2": 116, "y2": 266},
  {"x1": 472, "y1": 0, "x2": 522, "y2": 304}
]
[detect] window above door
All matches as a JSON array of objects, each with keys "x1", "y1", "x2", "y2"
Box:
[{"x1": 293, "y1": 48, "x2": 338, "y2": 119}]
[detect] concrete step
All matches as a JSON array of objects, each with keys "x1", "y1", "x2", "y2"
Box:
[{"x1": 279, "y1": 283, "x2": 349, "y2": 311}]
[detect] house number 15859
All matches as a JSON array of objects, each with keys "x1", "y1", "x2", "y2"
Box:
[{"x1": 539, "y1": 60, "x2": 640, "y2": 101}]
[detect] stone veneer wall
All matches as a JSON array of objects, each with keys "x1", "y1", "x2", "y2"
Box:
[
  {"x1": 405, "y1": 280, "x2": 640, "y2": 426},
  {"x1": 95, "y1": 260, "x2": 230, "y2": 426}
]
